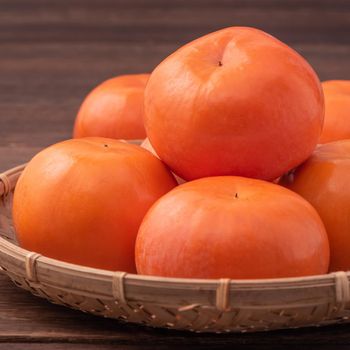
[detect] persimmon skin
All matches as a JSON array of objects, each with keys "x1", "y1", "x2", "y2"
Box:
[
  {"x1": 319, "y1": 80, "x2": 350, "y2": 143},
  {"x1": 74, "y1": 74, "x2": 149, "y2": 140},
  {"x1": 13, "y1": 138, "x2": 177, "y2": 272},
  {"x1": 280, "y1": 140, "x2": 350, "y2": 272},
  {"x1": 135, "y1": 177, "x2": 329, "y2": 279},
  {"x1": 144, "y1": 27, "x2": 324, "y2": 181}
]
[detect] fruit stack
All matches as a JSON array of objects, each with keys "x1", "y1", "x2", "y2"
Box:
[{"x1": 12, "y1": 27, "x2": 350, "y2": 280}]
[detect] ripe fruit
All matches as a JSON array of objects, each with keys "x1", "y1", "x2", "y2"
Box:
[
  {"x1": 280, "y1": 140, "x2": 350, "y2": 272},
  {"x1": 136, "y1": 177, "x2": 329, "y2": 279},
  {"x1": 74, "y1": 74, "x2": 149, "y2": 140},
  {"x1": 13, "y1": 138, "x2": 177, "y2": 272},
  {"x1": 144, "y1": 27, "x2": 324, "y2": 181},
  {"x1": 319, "y1": 80, "x2": 350, "y2": 143}
]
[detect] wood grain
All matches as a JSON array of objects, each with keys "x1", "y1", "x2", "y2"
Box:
[
  {"x1": 0, "y1": 0, "x2": 349, "y2": 151},
  {"x1": 0, "y1": 0, "x2": 350, "y2": 347}
]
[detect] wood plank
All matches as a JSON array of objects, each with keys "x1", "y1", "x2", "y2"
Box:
[
  {"x1": 0, "y1": 344, "x2": 210, "y2": 350},
  {"x1": 0, "y1": 0, "x2": 349, "y2": 152},
  {"x1": 0, "y1": 0, "x2": 349, "y2": 45},
  {"x1": 0, "y1": 345, "x2": 350, "y2": 350},
  {"x1": 0, "y1": 346, "x2": 139, "y2": 350},
  {"x1": 0, "y1": 146, "x2": 40, "y2": 172}
]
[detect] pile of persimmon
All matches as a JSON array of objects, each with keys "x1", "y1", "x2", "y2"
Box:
[{"x1": 13, "y1": 26, "x2": 350, "y2": 280}]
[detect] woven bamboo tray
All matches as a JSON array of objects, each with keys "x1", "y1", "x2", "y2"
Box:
[{"x1": 1, "y1": 164, "x2": 350, "y2": 333}]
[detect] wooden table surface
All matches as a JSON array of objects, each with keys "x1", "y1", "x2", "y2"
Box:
[{"x1": 0, "y1": 0, "x2": 350, "y2": 348}]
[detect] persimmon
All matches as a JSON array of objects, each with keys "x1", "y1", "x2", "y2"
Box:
[
  {"x1": 319, "y1": 80, "x2": 350, "y2": 143},
  {"x1": 144, "y1": 27, "x2": 324, "y2": 181},
  {"x1": 13, "y1": 138, "x2": 177, "y2": 272},
  {"x1": 280, "y1": 140, "x2": 350, "y2": 272},
  {"x1": 74, "y1": 74, "x2": 149, "y2": 140},
  {"x1": 135, "y1": 177, "x2": 329, "y2": 279}
]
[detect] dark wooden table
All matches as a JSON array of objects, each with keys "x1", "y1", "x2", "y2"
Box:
[{"x1": 1, "y1": 0, "x2": 350, "y2": 348}]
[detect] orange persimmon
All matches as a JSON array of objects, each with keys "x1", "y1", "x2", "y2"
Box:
[
  {"x1": 13, "y1": 138, "x2": 177, "y2": 272},
  {"x1": 144, "y1": 27, "x2": 324, "y2": 181},
  {"x1": 136, "y1": 177, "x2": 329, "y2": 279},
  {"x1": 280, "y1": 140, "x2": 350, "y2": 272},
  {"x1": 319, "y1": 80, "x2": 350, "y2": 143},
  {"x1": 74, "y1": 74, "x2": 149, "y2": 140}
]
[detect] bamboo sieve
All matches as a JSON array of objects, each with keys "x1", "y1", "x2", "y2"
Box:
[{"x1": 1, "y1": 164, "x2": 350, "y2": 333}]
